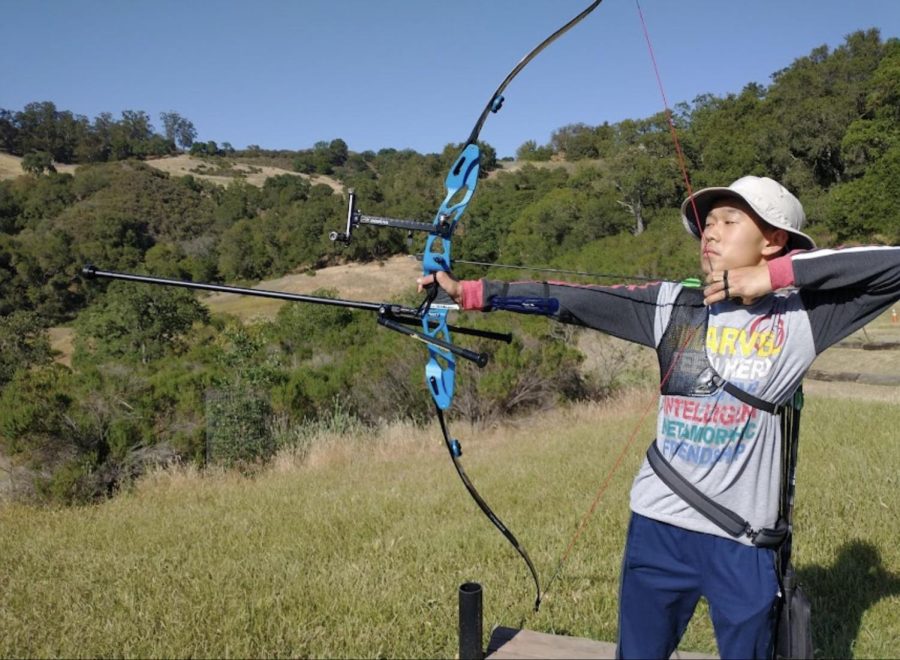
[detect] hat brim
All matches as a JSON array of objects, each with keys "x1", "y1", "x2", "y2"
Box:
[{"x1": 681, "y1": 187, "x2": 816, "y2": 252}]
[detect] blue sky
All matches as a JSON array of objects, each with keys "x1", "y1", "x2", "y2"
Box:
[{"x1": 3, "y1": 0, "x2": 899, "y2": 158}]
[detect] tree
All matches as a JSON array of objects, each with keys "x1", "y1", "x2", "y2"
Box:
[
  {"x1": 825, "y1": 145, "x2": 900, "y2": 242},
  {"x1": 0, "y1": 310, "x2": 52, "y2": 390},
  {"x1": 840, "y1": 40, "x2": 900, "y2": 178},
  {"x1": 20, "y1": 151, "x2": 56, "y2": 175},
  {"x1": 109, "y1": 110, "x2": 155, "y2": 159},
  {"x1": 216, "y1": 218, "x2": 271, "y2": 281},
  {"x1": 765, "y1": 30, "x2": 886, "y2": 187},
  {"x1": 610, "y1": 145, "x2": 680, "y2": 235},
  {"x1": 0, "y1": 363, "x2": 77, "y2": 464},
  {"x1": 75, "y1": 280, "x2": 209, "y2": 365},
  {"x1": 502, "y1": 187, "x2": 616, "y2": 265},
  {"x1": 160, "y1": 111, "x2": 197, "y2": 151},
  {"x1": 684, "y1": 87, "x2": 772, "y2": 187},
  {"x1": 159, "y1": 111, "x2": 179, "y2": 144},
  {"x1": 516, "y1": 139, "x2": 554, "y2": 161},
  {"x1": 327, "y1": 138, "x2": 348, "y2": 167},
  {"x1": 205, "y1": 322, "x2": 282, "y2": 466},
  {"x1": 16, "y1": 102, "x2": 60, "y2": 158},
  {"x1": 0, "y1": 108, "x2": 19, "y2": 153},
  {"x1": 550, "y1": 122, "x2": 615, "y2": 160},
  {"x1": 176, "y1": 121, "x2": 198, "y2": 150}
]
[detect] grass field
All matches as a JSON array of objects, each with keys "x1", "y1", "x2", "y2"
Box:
[{"x1": 1, "y1": 391, "x2": 898, "y2": 658}]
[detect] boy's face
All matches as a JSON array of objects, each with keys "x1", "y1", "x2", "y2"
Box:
[{"x1": 699, "y1": 199, "x2": 786, "y2": 274}]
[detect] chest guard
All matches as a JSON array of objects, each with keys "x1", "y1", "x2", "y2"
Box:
[
  {"x1": 657, "y1": 287, "x2": 797, "y2": 415},
  {"x1": 656, "y1": 287, "x2": 723, "y2": 397}
]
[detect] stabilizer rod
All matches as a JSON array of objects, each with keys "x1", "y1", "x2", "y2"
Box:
[
  {"x1": 81, "y1": 264, "x2": 510, "y2": 367},
  {"x1": 82, "y1": 263, "x2": 407, "y2": 314}
]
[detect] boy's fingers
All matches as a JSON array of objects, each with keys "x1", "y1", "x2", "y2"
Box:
[
  {"x1": 703, "y1": 284, "x2": 724, "y2": 306},
  {"x1": 702, "y1": 270, "x2": 731, "y2": 305},
  {"x1": 417, "y1": 271, "x2": 462, "y2": 302},
  {"x1": 701, "y1": 266, "x2": 771, "y2": 305},
  {"x1": 416, "y1": 274, "x2": 436, "y2": 292},
  {"x1": 702, "y1": 270, "x2": 724, "y2": 305}
]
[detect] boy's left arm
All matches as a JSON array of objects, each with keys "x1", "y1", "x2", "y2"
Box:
[{"x1": 768, "y1": 246, "x2": 900, "y2": 353}]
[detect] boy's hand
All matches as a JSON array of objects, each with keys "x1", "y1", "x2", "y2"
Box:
[
  {"x1": 417, "y1": 271, "x2": 462, "y2": 305},
  {"x1": 703, "y1": 264, "x2": 773, "y2": 306}
]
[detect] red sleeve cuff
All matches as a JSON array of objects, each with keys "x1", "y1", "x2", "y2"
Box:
[
  {"x1": 768, "y1": 253, "x2": 796, "y2": 290},
  {"x1": 459, "y1": 280, "x2": 485, "y2": 310}
]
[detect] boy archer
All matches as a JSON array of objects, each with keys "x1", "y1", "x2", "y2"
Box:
[{"x1": 418, "y1": 176, "x2": 900, "y2": 658}]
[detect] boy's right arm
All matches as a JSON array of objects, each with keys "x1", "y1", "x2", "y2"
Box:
[{"x1": 768, "y1": 246, "x2": 900, "y2": 352}]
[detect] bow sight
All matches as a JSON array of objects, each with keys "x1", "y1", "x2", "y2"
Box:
[{"x1": 329, "y1": 190, "x2": 454, "y2": 245}]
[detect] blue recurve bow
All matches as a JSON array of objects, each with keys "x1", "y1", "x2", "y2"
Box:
[{"x1": 332, "y1": 0, "x2": 604, "y2": 611}]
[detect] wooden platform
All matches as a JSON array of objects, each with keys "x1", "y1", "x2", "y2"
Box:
[{"x1": 486, "y1": 627, "x2": 717, "y2": 659}]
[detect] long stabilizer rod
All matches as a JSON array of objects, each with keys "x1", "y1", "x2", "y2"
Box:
[
  {"x1": 82, "y1": 263, "x2": 403, "y2": 313},
  {"x1": 81, "y1": 264, "x2": 511, "y2": 366}
]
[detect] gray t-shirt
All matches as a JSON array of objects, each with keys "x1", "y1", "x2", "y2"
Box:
[{"x1": 472, "y1": 246, "x2": 900, "y2": 544}]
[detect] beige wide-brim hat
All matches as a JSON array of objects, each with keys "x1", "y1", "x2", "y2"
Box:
[{"x1": 681, "y1": 176, "x2": 816, "y2": 251}]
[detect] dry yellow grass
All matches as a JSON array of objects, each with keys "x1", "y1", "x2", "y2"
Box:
[
  {"x1": 145, "y1": 154, "x2": 344, "y2": 191},
  {"x1": 2, "y1": 393, "x2": 898, "y2": 658},
  {"x1": 47, "y1": 326, "x2": 74, "y2": 367},
  {"x1": 0, "y1": 152, "x2": 78, "y2": 180}
]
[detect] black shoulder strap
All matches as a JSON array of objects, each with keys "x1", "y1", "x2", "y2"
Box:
[
  {"x1": 647, "y1": 387, "x2": 804, "y2": 549},
  {"x1": 723, "y1": 381, "x2": 798, "y2": 416},
  {"x1": 646, "y1": 441, "x2": 752, "y2": 539}
]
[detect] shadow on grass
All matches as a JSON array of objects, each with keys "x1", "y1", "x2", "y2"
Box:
[{"x1": 797, "y1": 540, "x2": 900, "y2": 658}]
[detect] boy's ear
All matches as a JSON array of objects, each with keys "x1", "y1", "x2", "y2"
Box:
[{"x1": 763, "y1": 228, "x2": 789, "y2": 257}]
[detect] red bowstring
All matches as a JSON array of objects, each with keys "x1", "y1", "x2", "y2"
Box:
[
  {"x1": 537, "y1": 1, "x2": 709, "y2": 608},
  {"x1": 635, "y1": 0, "x2": 707, "y2": 248},
  {"x1": 540, "y1": 322, "x2": 701, "y2": 601}
]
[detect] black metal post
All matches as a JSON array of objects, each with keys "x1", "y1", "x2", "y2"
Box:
[{"x1": 459, "y1": 582, "x2": 484, "y2": 660}]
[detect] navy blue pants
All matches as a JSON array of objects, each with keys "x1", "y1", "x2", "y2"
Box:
[{"x1": 617, "y1": 512, "x2": 780, "y2": 660}]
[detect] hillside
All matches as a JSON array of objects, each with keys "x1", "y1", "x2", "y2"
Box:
[
  {"x1": 0, "y1": 152, "x2": 345, "y2": 192},
  {"x1": 5, "y1": 30, "x2": 900, "y2": 516},
  {"x1": 144, "y1": 154, "x2": 345, "y2": 191},
  {"x1": 0, "y1": 152, "x2": 78, "y2": 180}
]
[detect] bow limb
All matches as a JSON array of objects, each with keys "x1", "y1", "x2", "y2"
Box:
[{"x1": 434, "y1": 402, "x2": 542, "y2": 612}]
